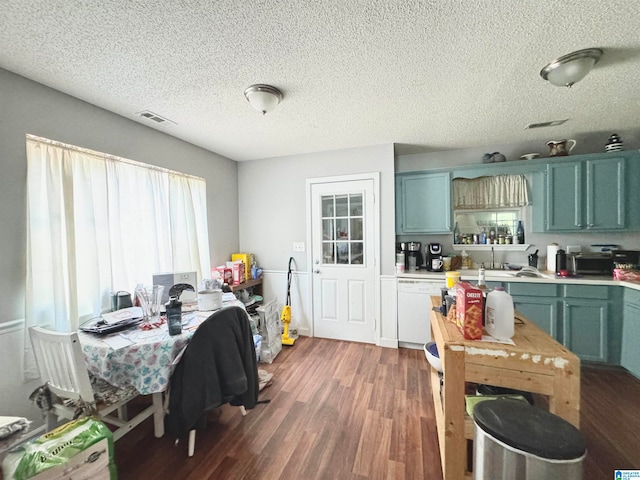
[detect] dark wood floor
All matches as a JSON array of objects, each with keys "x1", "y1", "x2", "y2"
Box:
[{"x1": 114, "y1": 336, "x2": 640, "y2": 479}]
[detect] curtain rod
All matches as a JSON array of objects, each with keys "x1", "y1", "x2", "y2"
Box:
[{"x1": 26, "y1": 134, "x2": 205, "y2": 182}]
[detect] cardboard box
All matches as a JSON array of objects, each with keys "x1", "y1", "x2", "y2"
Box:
[
  {"x1": 455, "y1": 282, "x2": 484, "y2": 340},
  {"x1": 232, "y1": 253, "x2": 253, "y2": 281},
  {"x1": 213, "y1": 266, "x2": 232, "y2": 285},
  {"x1": 231, "y1": 261, "x2": 246, "y2": 285}
]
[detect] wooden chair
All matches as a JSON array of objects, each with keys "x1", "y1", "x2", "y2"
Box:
[{"x1": 29, "y1": 326, "x2": 156, "y2": 441}]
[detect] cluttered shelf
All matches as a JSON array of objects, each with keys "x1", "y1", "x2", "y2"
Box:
[{"x1": 229, "y1": 277, "x2": 262, "y2": 293}]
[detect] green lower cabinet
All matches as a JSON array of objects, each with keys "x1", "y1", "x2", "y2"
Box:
[
  {"x1": 562, "y1": 300, "x2": 608, "y2": 363},
  {"x1": 512, "y1": 296, "x2": 558, "y2": 339},
  {"x1": 621, "y1": 298, "x2": 640, "y2": 379}
]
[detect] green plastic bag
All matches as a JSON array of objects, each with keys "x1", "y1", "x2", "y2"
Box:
[{"x1": 2, "y1": 417, "x2": 117, "y2": 479}]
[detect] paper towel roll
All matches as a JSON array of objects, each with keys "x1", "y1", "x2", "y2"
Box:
[{"x1": 547, "y1": 243, "x2": 559, "y2": 272}]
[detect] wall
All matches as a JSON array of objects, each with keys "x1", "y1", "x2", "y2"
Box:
[
  {"x1": 0, "y1": 68, "x2": 239, "y2": 419},
  {"x1": 396, "y1": 143, "x2": 640, "y2": 269},
  {"x1": 237, "y1": 144, "x2": 396, "y2": 339}
]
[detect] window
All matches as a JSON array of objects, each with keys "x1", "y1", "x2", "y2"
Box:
[
  {"x1": 25, "y1": 135, "x2": 210, "y2": 334},
  {"x1": 321, "y1": 193, "x2": 364, "y2": 265}
]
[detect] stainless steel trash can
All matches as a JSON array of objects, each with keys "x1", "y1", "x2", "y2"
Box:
[{"x1": 473, "y1": 399, "x2": 586, "y2": 480}]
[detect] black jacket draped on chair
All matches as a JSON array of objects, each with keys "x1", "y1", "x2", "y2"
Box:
[{"x1": 165, "y1": 306, "x2": 259, "y2": 438}]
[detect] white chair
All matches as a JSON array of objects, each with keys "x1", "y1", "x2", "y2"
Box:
[{"x1": 29, "y1": 326, "x2": 156, "y2": 441}]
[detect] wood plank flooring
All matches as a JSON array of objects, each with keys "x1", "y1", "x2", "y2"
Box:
[{"x1": 114, "y1": 336, "x2": 640, "y2": 479}]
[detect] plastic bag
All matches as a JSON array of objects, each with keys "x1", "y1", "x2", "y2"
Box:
[{"x1": 2, "y1": 418, "x2": 116, "y2": 480}]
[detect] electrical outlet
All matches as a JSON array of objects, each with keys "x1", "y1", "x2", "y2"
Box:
[{"x1": 293, "y1": 242, "x2": 305, "y2": 252}]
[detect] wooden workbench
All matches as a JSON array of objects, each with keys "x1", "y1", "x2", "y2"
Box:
[{"x1": 429, "y1": 296, "x2": 580, "y2": 480}]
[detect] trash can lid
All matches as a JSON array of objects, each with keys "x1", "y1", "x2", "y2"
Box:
[{"x1": 473, "y1": 399, "x2": 586, "y2": 460}]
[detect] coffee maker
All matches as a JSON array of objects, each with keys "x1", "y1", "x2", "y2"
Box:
[
  {"x1": 399, "y1": 242, "x2": 423, "y2": 270},
  {"x1": 426, "y1": 243, "x2": 444, "y2": 272}
]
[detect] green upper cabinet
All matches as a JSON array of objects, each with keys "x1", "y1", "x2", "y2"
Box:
[
  {"x1": 544, "y1": 157, "x2": 626, "y2": 232},
  {"x1": 396, "y1": 172, "x2": 451, "y2": 234}
]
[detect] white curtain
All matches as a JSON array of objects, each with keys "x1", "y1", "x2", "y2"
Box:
[
  {"x1": 452, "y1": 175, "x2": 530, "y2": 210},
  {"x1": 24, "y1": 135, "x2": 210, "y2": 378}
]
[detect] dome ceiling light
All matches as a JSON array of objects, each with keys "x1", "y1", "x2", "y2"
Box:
[
  {"x1": 540, "y1": 48, "x2": 603, "y2": 88},
  {"x1": 244, "y1": 84, "x2": 283, "y2": 115}
]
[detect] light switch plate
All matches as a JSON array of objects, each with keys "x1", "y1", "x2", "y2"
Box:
[{"x1": 293, "y1": 242, "x2": 305, "y2": 252}]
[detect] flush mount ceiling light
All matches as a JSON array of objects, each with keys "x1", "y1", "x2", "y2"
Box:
[
  {"x1": 540, "y1": 48, "x2": 603, "y2": 88},
  {"x1": 244, "y1": 84, "x2": 283, "y2": 115}
]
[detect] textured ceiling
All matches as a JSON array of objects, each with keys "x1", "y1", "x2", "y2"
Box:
[{"x1": 2, "y1": 1, "x2": 640, "y2": 161}]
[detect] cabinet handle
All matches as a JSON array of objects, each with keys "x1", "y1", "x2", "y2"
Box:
[
  {"x1": 576, "y1": 224, "x2": 583, "y2": 228},
  {"x1": 587, "y1": 223, "x2": 595, "y2": 228}
]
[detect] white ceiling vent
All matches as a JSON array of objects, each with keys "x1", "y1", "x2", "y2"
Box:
[
  {"x1": 524, "y1": 119, "x2": 568, "y2": 129},
  {"x1": 135, "y1": 110, "x2": 177, "y2": 126}
]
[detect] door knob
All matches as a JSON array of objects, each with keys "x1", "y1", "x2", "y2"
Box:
[{"x1": 314, "y1": 269, "x2": 320, "y2": 274}]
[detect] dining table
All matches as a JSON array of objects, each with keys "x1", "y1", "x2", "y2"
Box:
[{"x1": 78, "y1": 299, "x2": 246, "y2": 437}]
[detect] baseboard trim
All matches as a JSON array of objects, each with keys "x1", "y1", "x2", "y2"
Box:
[{"x1": 378, "y1": 337, "x2": 398, "y2": 349}]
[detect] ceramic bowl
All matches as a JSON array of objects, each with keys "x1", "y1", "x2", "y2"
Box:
[
  {"x1": 424, "y1": 341, "x2": 442, "y2": 372},
  {"x1": 520, "y1": 153, "x2": 540, "y2": 160}
]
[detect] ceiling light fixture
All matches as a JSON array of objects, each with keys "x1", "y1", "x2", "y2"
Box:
[
  {"x1": 244, "y1": 84, "x2": 283, "y2": 115},
  {"x1": 540, "y1": 48, "x2": 603, "y2": 88}
]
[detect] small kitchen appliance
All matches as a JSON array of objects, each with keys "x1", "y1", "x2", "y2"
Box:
[
  {"x1": 611, "y1": 250, "x2": 640, "y2": 268},
  {"x1": 401, "y1": 241, "x2": 423, "y2": 270},
  {"x1": 427, "y1": 243, "x2": 443, "y2": 272},
  {"x1": 572, "y1": 254, "x2": 614, "y2": 276}
]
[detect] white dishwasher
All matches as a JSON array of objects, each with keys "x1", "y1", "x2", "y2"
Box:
[{"x1": 397, "y1": 279, "x2": 445, "y2": 347}]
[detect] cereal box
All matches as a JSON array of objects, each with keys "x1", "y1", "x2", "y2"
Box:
[
  {"x1": 213, "y1": 266, "x2": 232, "y2": 285},
  {"x1": 455, "y1": 282, "x2": 483, "y2": 340}
]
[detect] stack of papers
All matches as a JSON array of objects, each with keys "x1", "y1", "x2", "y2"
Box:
[{"x1": 101, "y1": 307, "x2": 143, "y2": 324}]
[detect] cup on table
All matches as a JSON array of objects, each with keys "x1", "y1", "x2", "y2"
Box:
[
  {"x1": 443, "y1": 256, "x2": 452, "y2": 271},
  {"x1": 135, "y1": 285, "x2": 164, "y2": 323}
]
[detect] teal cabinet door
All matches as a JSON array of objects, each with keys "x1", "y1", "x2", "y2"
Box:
[
  {"x1": 545, "y1": 162, "x2": 582, "y2": 231},
  {"x1": 585, "y1": 157, "x2": 625, "y2": 230},
  {"x1": 512, "y1": 296, "x2": 558, "y2": 339},
  {"x1": 544, "y1": 157, "x2": 626, "y2": 232},
  {"x1": 562, "y1": 300, "x2": 608, "y2": 362},
  {"x1": 621, "y1": 288, "x2": 640, "y2": 378},
  {"x1": 622, "y1": 303, "x2": 640, "y2": 378},
  {"x1": 396, "y1": 172, "x2": 451, "y2": 234}
]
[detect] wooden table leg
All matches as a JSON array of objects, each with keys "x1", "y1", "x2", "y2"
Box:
[
  {"x1": 442, "y1": 344, "x2": 467, "y2": 480},
  {"x1": 152, "y1": 392, "x2": 165, "y2": 438},
  {"x1": 549, "y1": 359, "x2": 581, "y2": 428}
]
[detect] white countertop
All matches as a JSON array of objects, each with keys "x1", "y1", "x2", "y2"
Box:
[{"x1": 397, "y1": 268, "x2": 640, "y2": 291}]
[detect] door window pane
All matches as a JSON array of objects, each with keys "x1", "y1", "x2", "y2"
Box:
[
  {"x1": 350, "y1": 218, "x2": 363, "y2": 240},
  {"x1": 322, "y1": 197, "x2": 334, "y2": 217},
  {"x1": 320, "y1": 193, "x2": 366, "y2": 266},
  {"x1": 323, "y1": 242, "x2": 335, "y2": 263},
  {"x1": 323, "y1": 219, "x2": 334, "y2": 240},
  {"x1": 336, "y1": 242, "x2": 349, "y2": 264},
  {"x1": 335, "y1": 195, "x2": 349, "y2": 216}
]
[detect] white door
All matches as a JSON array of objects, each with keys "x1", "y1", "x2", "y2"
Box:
[{"x1": 310, "y1": 178, "x2": 376, "y2": 344}]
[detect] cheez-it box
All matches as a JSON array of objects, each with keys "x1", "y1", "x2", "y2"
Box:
[{"x1": 455, "y1": 282, "x2": 483, "y2": 340}]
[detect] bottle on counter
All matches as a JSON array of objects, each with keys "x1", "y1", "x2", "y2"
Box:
[
  {"x1": 453, "y1": 222, "x2": 460, "y2": 244},
  {"x1": 461, "y1": 249, "x2": 470, "y2": 270},
  {"x1": 480, "y1": 228, "x2": 487, "y2": 244},
  {"x1": 478, "y1": 266, "x2": 486, "y2": 288},
  {"x1": 166, "y1": 295, "x2": 183, "y2": 336},
  {"x1": 516, "y1": 220, "x2": 525, "y2": 244}
]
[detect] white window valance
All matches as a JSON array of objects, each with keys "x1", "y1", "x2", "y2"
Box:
[{"x1": 452, "y1": 174, "x2": 529, "y2": 210}]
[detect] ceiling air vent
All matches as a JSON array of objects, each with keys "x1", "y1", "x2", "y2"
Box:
[
  {"x1": 525, "y1": 119, "x2": 568, "y2": 129},
  {"x1": 135, "y1": 110, "x2": 177, "y2": 126}
]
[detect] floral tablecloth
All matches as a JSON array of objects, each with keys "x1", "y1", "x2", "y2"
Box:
[{"x1": 79, "y1": 301, "x2": 244, "y2": 395}]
